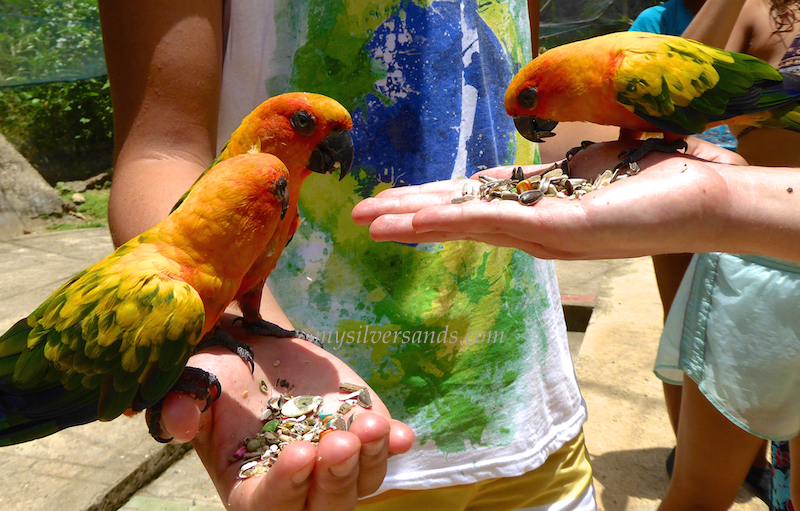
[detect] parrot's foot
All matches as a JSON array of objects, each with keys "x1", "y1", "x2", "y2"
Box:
[
  {"x1": 234, "y1": 318, "x2": 324, "y2": 349},
  {"x1": 561, "y1": 141, "x2": 597, "y2": 176},
  {"x1": 565, "y1": 140, "x2": 596, "y2": 161},
  {"x1": 148, "y1": 366, "x2": 222, "y2": 443},
  {"x1": 194, "y1": 330, "x2": 255, "y2": 374},
  {"x1": 615, "y1": 138, "x2": 687, "y2": 170}
]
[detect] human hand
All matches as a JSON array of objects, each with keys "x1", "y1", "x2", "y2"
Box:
[
  {"x1": 152, "y1": 315, "x2": 415, "y2": 511},
  {"x1": 684, "y1": 135, "x2": 747, "y2": 164},
  {"x1": 352, "y1": 141, "x2": 730, "y2": 260}
]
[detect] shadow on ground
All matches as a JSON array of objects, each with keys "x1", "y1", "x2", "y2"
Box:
[
  {"x1": 591, "y1": 447, "x2": 671, "y2": 510},
  {"x1": 591, "y1": 447, "x2": 766, "y2": 510}
]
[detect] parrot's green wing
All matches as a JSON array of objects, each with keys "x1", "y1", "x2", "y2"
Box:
[
  {"x1": 614, "y1": 35, "x2": 784, "y2": 134},
  {"x1": 0, "y1": 242, "x2": 205, "y2": 442}
]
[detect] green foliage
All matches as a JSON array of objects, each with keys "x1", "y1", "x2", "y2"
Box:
[
  {"x1": 0, "y1": 77, "x2": 112, "y2": 157},
  {"x1": 0, "y1": 0, "x2": 105, "y2": 85},
  {"x1": 0, "y1": 1, "x2": 112, "y2": 185},
  {"x1": 49, "y1": 184, "x2": 110, "y2": 231}
]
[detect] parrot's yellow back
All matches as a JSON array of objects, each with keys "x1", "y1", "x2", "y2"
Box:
[
  {"x1": 505, "y1": 32, "x2": 800, "y2": 138},
  {"x1": 0, "y1": 153, "x2": 289, "y2": 445}
]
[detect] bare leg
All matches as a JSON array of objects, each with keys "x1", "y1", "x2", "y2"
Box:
[
  {"x1": 790, "y1": 436, "x2": 800, "y2": 506},
  {"x1": 652, "y1": 254, "x2": 693, "y2": 320},
  {"x1": 652, "y1": 253, "x2": 693, "y2": 437},
  {"x1": 663, "y1": 382, "x2": 683, "y2": 437},
  {"x1": 659, "y1": 376, "x2": 763, "y2": 511}
]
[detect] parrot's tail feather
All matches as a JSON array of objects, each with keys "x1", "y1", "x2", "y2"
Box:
[
  {"x1": 0, "y1": 319, "x2": 32, "y2": 367},
  {"x1": 0, "y1": 384, "x2": 98, "y2": 418},
  {"x1": 0, "y1": 369, "x2": 101, "y2": 445},
  {"x1": 0, "y1": 402, "x2": 98, "y2": 446}
]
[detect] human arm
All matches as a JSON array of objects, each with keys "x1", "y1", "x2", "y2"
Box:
[
  {"x1": 99, "y1": 2, "x2": 413, "y2": 508},
  {"x1": 352, "y1": 141, "x2": 800, "y2": 263},
  {"x1": 99, "y1": 0, "x2": 223, "y2": 246},
  {"x1": 681, "y1": 0, "x2": 747, "y2": 47},
  {"x1": 528, "y1": 0, "x2": 539, "y2": 56}
]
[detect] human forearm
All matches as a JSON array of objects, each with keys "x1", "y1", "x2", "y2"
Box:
[
  {"x1": 681, "y1": 0, "x2": 746, "y2": 47},
  {"x1": 107, "y1": 158, "x2": 205, "y2": 246},
  {"x1": 99, "y1": 0, "x2": 223, "y2": 245},
  {"x1": 536, "y1": 143, "x2": 800, "y2": 261},
  {"x1": 711, "y1": 164, "x2": 800, "y2": 262}
]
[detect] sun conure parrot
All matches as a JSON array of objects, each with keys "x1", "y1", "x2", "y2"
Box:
[
  {"x1": 0, "y1": 153, "x2": 290, "y2": 446},
  {"x1": 505, "y1": 32, "x2": 800, "y2": 163},
  {"x1": 175, "y1": 92, "x2": 353, "y2": 366}
]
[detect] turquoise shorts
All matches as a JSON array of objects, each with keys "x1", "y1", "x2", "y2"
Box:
[{"x1": 655, "y1": 253, "x2": 800, "y2": 441}]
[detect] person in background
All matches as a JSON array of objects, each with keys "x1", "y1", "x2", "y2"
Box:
[
  {"x1": 652, "y1": 1, "x2": 800, "y2": 509},
  {"x1": 629, "y1": 0, "x2": 698, "y2": 35},
  {"x1": 627, "y1": 1, "x2": 773, "y2": 504},
  {"x1": 726, "y1": 1, "x2": 800, "y2": 507},
  {"x1": 98, "y1": 1, "x2": 597, "y2": 510}
]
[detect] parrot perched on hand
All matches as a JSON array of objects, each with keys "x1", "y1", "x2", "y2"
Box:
[
  {"x1": 0, "y1": 153, "x2": 290, "y2": 446},
  {"x1": 177, "y1": 92, "x2": 353, "y2": 357},
  {"x1": 505, "y1": 32, "x2": 800, "y2": 153}
]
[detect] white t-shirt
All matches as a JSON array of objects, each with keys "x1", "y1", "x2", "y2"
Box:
[{"x1": 218, "y1": 0, "x2": 586, "y2": 493}]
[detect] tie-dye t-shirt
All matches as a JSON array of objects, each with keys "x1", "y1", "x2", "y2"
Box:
[{"x1": 217, "y1": 0, "x2": 586, "y2": 493}]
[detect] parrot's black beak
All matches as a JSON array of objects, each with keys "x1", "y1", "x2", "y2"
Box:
[
  {"x1": 274, "y1": 175, "x2": 289, "y2": 220},
  {"x1": 513, "y1": 115, "x2": 558, "y2": 142},
  {"x1": 307, "y1": 130, "x2": 354, "y2": 181}
]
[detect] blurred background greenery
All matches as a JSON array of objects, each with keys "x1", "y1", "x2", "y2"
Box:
[{"x1": 0, "y1": 0, "x2": 111, "y2": 188}]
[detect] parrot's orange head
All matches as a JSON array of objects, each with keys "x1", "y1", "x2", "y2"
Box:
[
  {"x1": 227, "y1": 92, "x2": 354, "y2": 180},
  {"x1": 504, "y1": 54, "x2": 561, "y2": 143}
]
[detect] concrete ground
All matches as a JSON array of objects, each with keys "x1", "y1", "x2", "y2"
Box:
[{"x1": 0, "y1": 228, "x2": 767, "y2": 511}]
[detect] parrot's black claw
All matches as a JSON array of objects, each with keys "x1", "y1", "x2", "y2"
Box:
[
  {"x1": 565, "y1": 140, "x2": 596, "y2": 161},
  {"x1": 194, "y1": 329, "x2": 255, "y2": 374},
  {"x1": 148, "y1": 406, "x2": 172, "y2": 443},
  {"x1": 147, "y1": 366, "x2": 222, "y2": 443},
  {"x1": 241, "y1": 318, "x2": 324, "y2": 349},
  {"x1": 614, "y1": 138, "x2": 687, "y2": 170},
  {"x1": 560, "y1": 159, "x2": 571, "y2": 177}
]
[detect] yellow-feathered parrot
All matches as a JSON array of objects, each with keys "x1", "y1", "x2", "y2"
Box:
[
  {"x1": 505, "y1": 32, "x2": 800, "y2": 163},
  {"x1": 0, "y1": 153, "x2": 290, "y2": 446},
  {"x1": 177, "y1": 93, "x2": 353, "y2": 364}
]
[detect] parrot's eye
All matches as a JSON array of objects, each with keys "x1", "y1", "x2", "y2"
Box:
[
  {"x1": 291, "y1": 111, "x2": 317, "y2": 135},
  {"x1": 518, "y1": 87, "x2": 538, "y2": 109}
]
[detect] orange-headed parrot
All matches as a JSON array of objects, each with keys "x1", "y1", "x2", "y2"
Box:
[
  {"x1": 505, "y1": 32, "x2": 800, "y2": 162},
  {"x1": 0, "y1": 153, "x2": 290, "y2": 446},
  {"x1": 177, "y1": 93, "x2": 354, "y2": 370}
]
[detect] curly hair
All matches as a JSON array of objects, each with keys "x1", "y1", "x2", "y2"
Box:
[{"x1": 771, "y1": 0, "x2": 800, "y2": 31}]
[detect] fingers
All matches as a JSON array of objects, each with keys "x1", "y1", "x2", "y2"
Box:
[
  {"x1": 227, "y1": 415, "x2": 413, "y2": 511},
  {"x1": 352, "y1": 185, "x2": 459, "y2": 224},
  {"x1": 155, "y1": 348, "x2": 239, "y2": 444},
  {"x1": 307, "y1": 431, "x2": 362, "y2": 511},
  {"x1": 176, "y1": 332, "x2": 416, "y2": 511},
  {"x1": 158, "y1": 392, "x2": 203, "y2": 444},
  {"x1": 346, "y1": 413, "x2": 391, "y2": 495},
  {"x1": 366, "y1": 199, "x2": 534, "y2": 242},
  {"x1": 308, "y1": 415, "x2": 414, "y2": 505},
  {"x1": 229, "y1": 440, "x2": 318, "y2": 511},
  {"x1": 387, "y1": 418, "x2": 415, "y2": 456}
]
